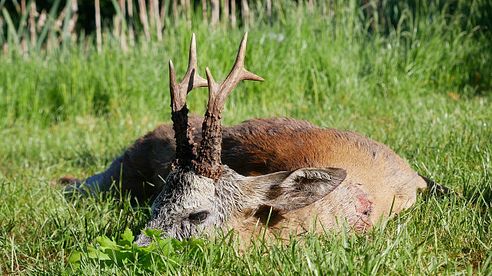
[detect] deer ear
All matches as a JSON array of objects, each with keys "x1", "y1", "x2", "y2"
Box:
[{"x1": 241, "y1": 167, "x2": 347, "y2": 213}]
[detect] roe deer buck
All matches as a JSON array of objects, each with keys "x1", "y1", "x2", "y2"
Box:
[{"x1": 62, "y1": 34, "x2": 443, "y2": 245}]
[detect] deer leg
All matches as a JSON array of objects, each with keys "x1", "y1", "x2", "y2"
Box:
[
  {"x1": 63, "y1": 155, "x2": 126, "y2": 196},
  {"x1": 62, "y1": 147, "x2": 158, "y2": 201}
]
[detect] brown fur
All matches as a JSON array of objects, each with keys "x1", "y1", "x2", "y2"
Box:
[
  {"x1": 223, "y1": 118, "x2": 426, "y2": 225},
  {"x1": 64, "y1": 116, "x2": 427, "y2": 235}
]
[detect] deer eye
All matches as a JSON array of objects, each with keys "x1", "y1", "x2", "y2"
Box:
[{"x1": 188, "y1": 211, "x2": 209, "y2": 224}]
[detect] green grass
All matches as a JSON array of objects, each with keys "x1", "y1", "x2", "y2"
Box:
[{"x1": 1, "y1": 1, "x2": 491, "y2": 274}]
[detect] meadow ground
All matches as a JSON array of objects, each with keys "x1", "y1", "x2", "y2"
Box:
[{"x1": 0, "y1": 2, "x2": 491, "y2": 274}]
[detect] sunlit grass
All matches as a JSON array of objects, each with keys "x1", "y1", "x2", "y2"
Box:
[{"x1": 0, "y1": 1, "x2": 491, "y2": 274}]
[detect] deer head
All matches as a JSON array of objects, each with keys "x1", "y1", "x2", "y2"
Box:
[{"x1": 136, "y1": 34, "x2": 347, "y2": 245}]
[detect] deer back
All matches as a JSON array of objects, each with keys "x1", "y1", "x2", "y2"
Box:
[{"x1": 221, "y1": 117, "x2": 427, "y2": 226}]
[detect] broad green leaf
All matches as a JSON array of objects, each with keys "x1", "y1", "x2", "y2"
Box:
[
  {"x1": 68, "y1": 251, "x2": 81, "y2": 264},
  {"x1": 121, "y1": 228, "x2": 134, "y2": 243},
  {"x1": 96, "y1": 236, "x2": 119, "y2": 250},
  {"x1": 87, "y1": 246, "x2": 111, "y2": 261}
]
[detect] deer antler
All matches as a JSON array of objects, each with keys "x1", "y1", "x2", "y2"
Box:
[
  {"x1": 169, "y1": 33, "x2": 208, "y2": 168},
  {"x1": 193, "y1": 33, "x2": 264, "y2": 180}
]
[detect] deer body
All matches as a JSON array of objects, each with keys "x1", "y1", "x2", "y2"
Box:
[
  {"x1": 63, "y1": 34, "x2": 433, "y2": 245},
  {"x1": 66, "y1": 117, "x2": 426, "y2": 237}
]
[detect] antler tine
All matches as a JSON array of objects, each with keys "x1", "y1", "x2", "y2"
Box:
[
  {"x1": 193, "y1": 33, "x2": 263, "y2": 180},
  {"x1": 170, "y1": 33, "x2": 207, "y2": 111},
  {"x1": 169, "y1": 33, "x2": 207, "y2": 168},
  {"x1": 184, "y1": 33, "x2": 208, "y2": 91},
  {"x1": 169, "y1": 59, "x2": 179, "y2": 109},
  {"x1": 230, "y1": 32, "x2": 264, "y2": 82},
  {"x1": 205, "y1": 32, "x2": 264, "y2": 112}
]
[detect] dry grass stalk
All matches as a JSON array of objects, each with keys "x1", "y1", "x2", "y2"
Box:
[
  {"x1": 118, "y1": 0, "x2": 128, "y2": 52},
  {"x1": 138, "y1": 0, "x2": 150, "y2": 41},
  {"x1": 179, "y1": 0, "x2": 185, "y2": 17},
  {"x1": 2, "y1": 43, "x2": 8, "y2": 56},
  {"x1": 222, "y1": 0, "x2": 229, "y2": 24},
  {"x1": 37, "y1": 10, "x2": 47, "y2": 32},
  {"x1": 127, "y1": 0, "x2": 135, "y2": 46},
  {"x1": 241, "y1": 0, "x2": 250, "y2": 27},
  {"x1": 21, "y1": 0, "x2": 26, "y2": 15},
  {"x1": 18, "y1": 0, "x2": 27, "y2": 47},
  {"x1": 19, "y1": 0, "x2": 28, "y2": 56},
  {"x1": 54, "y1": 6, "x2": 67, "y2": 31},
  {"x1": 21, "y1": 39, "x2": 28, "y2": 56},
  {"x1": 160, "y1": 0, "x2": 167, "y2": 27},
  {"x1": 29, "y1": 1, "x2": 38, "y2": 48},
  {"x1": 181, "y1": 0, "x2": 191, "y2": 20},
  {"x1": 46, "y1": 31, "x2": 58, "y2": 53},
  {"x1": 201, "y1": 0, "x2": 207, "y2": 23},
  {"x1": 211, "y1": 0, "x2": 219, "y2": 25},
  {"x1": 20, "y1": 0, "x2": 28, "y2": 52},
  {"x1": 266, "y1": 0, "x2": 272, "y2": 18},
  {"x1": 67, "y1": 0, "x2": 79, "y2": 40},
  {"x1": 149, "y1": 0, "x2": 155, "y2": 27},
  {"x1": 308, "y1": 0, "x2": 314, "y2": 12},
  {"x1": 172, "y1": 0, "x2": 178, "y2": 19},
  {"x1": 119, "y1": 0, "x2": 126, "y2": 18},
  {"x1": 95, "y1": 0, "x2": 102, "y2": 52},
  {"x1": 152, "y1": 0, "x2": 162, "y2": 41},
  {"x1": 230, "y1": 0, "x2": 236, "y2": 27}
]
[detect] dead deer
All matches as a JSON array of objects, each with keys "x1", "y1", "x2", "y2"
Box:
[{"x1": 62, "y1": 34, "x2": 443, "y2": 245}]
